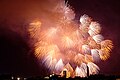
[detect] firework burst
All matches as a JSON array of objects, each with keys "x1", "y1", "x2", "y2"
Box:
[{"x1": 28, "y1": 1, "x2": 113, "y2": 78}]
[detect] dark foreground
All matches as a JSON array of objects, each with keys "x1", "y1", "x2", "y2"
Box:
[{"x1": 0, "y1": 74, "x2": 120, "y2": 80}]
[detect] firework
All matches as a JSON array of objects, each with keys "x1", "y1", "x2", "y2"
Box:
[{"x1": 28, "y1": 0, "x2": 113, "y2": 77}]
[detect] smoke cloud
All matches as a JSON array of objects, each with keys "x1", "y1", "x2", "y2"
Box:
[{"x1": 0, "y1": 0, "x2": 62, "y2": 37}]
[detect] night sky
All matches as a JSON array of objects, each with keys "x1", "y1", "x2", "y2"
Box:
[{"x1": 0, "y1": 0, "x2": 120, "y2": 77}]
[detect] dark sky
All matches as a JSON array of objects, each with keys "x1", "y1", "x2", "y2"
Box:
[{"x1": 0, "y1": 0, "x2": 120, "y2": 77}]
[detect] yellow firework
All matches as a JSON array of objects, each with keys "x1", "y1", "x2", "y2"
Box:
[{"x1": 28, "y1": 0, "x2": 113, "y2": 78}]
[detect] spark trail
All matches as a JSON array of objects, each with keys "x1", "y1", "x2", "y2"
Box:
[{"x1": 28, "y1": 0, "x2": 113, "y2": 78}]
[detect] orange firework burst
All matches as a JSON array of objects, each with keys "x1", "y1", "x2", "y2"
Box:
[{"x1": 28, "y1": 1, "x2": 113, "y2": 77}]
